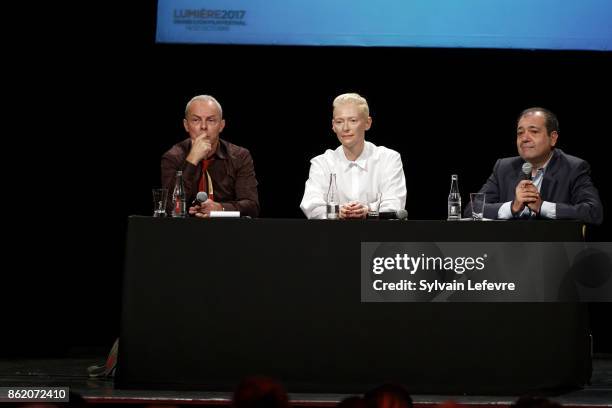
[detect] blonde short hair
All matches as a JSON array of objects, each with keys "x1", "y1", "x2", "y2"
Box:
[{"x1": 333, "y1": 93, "x2": 369, "y2": 117}]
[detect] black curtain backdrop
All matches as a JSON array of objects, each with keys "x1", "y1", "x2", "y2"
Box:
[{"x1": 6, "y1": 2, "x2": 610, "y2": 356}]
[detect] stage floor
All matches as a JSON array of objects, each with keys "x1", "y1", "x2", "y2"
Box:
[{"x1": 0, "y1": 353, "x2": 611, "y2": 406}]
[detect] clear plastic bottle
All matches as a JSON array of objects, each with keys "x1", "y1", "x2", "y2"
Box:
[
  {"x1": 447, "y1": 174, "x2": 461, "y2": 221},
  {"x1": 326, "y1": 173, "x2": 339, "y2": 220},
  {"x1": 171, "y1": 170, "x2": 187, "y2": 218}
]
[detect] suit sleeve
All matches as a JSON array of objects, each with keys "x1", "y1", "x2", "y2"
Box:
[{"x1": 555, "y1": 160, "x2": 603, "y2": 225}]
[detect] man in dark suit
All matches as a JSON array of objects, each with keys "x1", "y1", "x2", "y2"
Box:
[{"x1": 466, "y1": 107, "x2": 603, "y2": 225}]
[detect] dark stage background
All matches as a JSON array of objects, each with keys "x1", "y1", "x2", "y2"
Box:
[{"x1": 5, "y1": 3, "x2": 610, "y2": 357}]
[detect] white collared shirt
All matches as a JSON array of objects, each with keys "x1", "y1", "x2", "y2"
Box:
[{"x1": 300, "y1": 141, "x2": 407, "y2": 219}]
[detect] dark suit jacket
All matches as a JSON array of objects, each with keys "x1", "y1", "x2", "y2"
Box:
[
  {"x1": 465, "y1": 149, "x2": 603, "y2": 225},
  {"x1": 161, "y1": 138, "x2": 260, "y2": 217}
]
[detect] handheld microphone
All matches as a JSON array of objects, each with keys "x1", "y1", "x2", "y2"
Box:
[
  {"x1": 378, "y1": 209, "x2": 408, "y2": 220},
  {"x1": 520, "y1": 162, "x2": 534, "y2": 216},
  {"x1": 521, "y1": 162, "x2": 533, "y2": 180},
  {"x1": 192, "y1": 191, "x2": 208, "y2": 206}
]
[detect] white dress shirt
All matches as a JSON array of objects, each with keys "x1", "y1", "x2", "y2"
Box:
[{"x1": 300, "y1": 141, "x2": 407, "y2": 219}]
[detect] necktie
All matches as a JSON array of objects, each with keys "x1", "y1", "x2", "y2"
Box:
[{"x1": 198, "y1": 159, "x2": 215, "y2": 201}]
